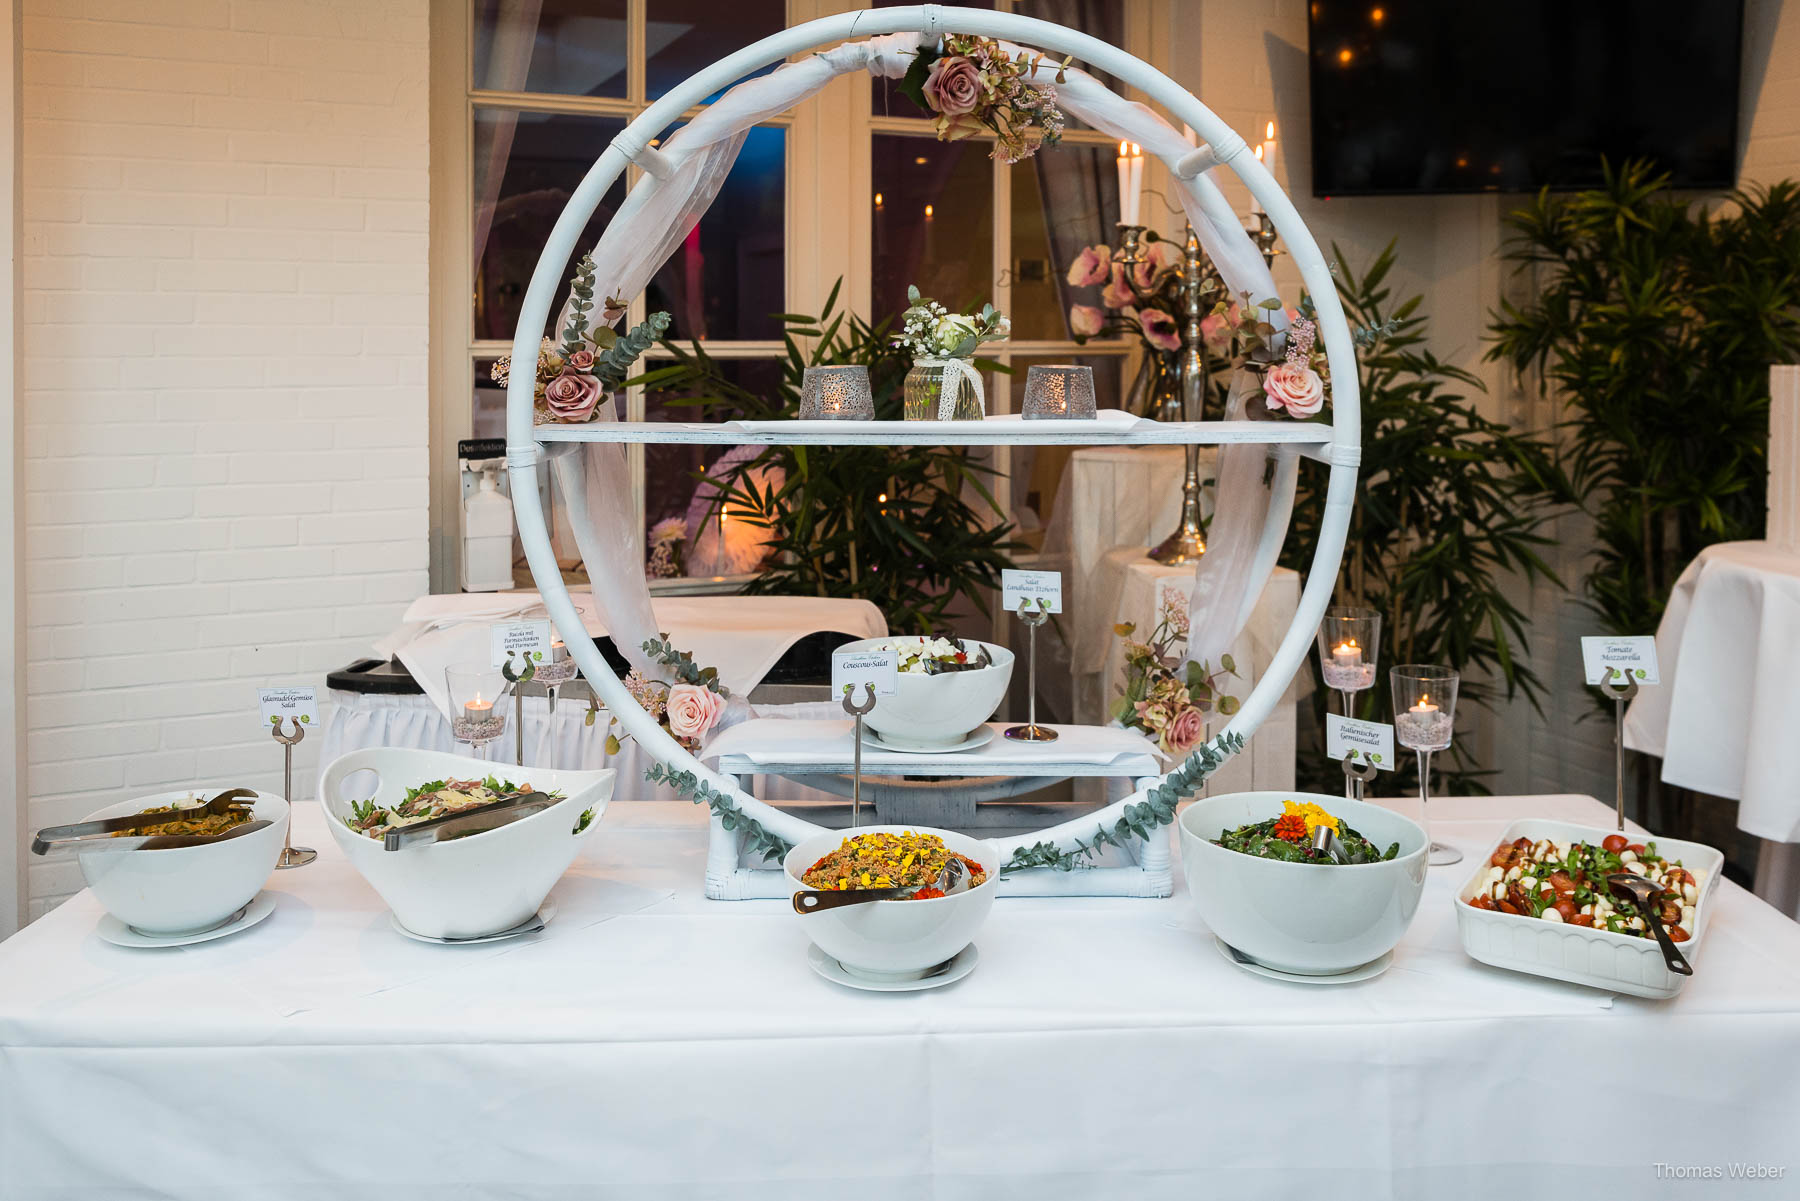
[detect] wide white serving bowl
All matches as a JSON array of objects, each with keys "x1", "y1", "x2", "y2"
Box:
[
  {"x1": 77, "y1": 788, "x2": 288, "y2": 935},
  {"x1": 320, "y1": 747, "x2": 614, "y2": 940},
  {"x1": 835, "y1": 637, "x2": 1014, "y2": 751},
  {"x1": 784, "y1": 824, "x2": 1001, "y2": 981},
  {"x1": 1453, "y1": 818, "x2": 1724, "y2": 999},
  {"x1": 1179, "y1": 791, "x2": 1429, "y2": 975}
]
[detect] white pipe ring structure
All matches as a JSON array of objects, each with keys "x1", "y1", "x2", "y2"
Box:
[{"x1": 504, "y1": 5, "x2": 1360, "y2": 866}]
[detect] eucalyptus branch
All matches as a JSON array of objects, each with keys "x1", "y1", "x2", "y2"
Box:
[{"x1": 646, "y1": 762, "x2": 792, "y2": 863}]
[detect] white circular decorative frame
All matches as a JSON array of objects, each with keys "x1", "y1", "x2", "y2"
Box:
[{"x1": 503, "y1": 5, "x2": 1360, "y2": 872}]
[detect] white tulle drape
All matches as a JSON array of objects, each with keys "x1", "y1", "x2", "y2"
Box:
[{"x1": 552, "y1": 32, "x2": 1298, "y2": 678}]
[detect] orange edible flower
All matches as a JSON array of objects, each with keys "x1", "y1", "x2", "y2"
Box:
[{"x1": 1272, "y1": 813, "x2": 1308, "y2": 842}]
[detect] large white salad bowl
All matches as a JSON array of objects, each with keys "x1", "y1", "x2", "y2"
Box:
[
  {"x1": 76, "y1": 788, "x2": 288, "y2": 935},
  {"x1": 784, "y1": 824, "x2": 1000, "y2": 981},
  {"x1": 321, "y1": 747, "x2": 613, "y2": 940},
  {"x1": 835, "y1": 637, "x2": 1014, "y2": 751},
  {"x1": 1179, "y1": 791, "x2": 1429, "y2": 975}
]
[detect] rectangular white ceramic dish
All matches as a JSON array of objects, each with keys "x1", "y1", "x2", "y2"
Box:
[{"x1": 1453, "y1": 818, "x2": 1724, "y2": 999}]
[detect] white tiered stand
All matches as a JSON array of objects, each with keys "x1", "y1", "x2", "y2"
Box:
[{"x1": 503, "y1": 6, "x2": 1360, "y2": 898}]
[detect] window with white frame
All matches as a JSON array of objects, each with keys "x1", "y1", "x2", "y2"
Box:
[{"x1": 431, "y1": 0, "x2": 1149, "y2": 590}]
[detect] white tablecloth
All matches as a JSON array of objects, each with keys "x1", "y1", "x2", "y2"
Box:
[
  {"x1": 1624, "y1": 541, "x2": 1800, "y2": 914},
  {"x1": 5, "y1": 793, "x2": 1798, "y2": 1199},
  {"x1": 379, "y1": 592, "x2": 885, "y2": 717}
]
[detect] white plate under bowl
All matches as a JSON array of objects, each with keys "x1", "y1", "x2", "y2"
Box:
[
  {"x1": 1214, "y1": 937, "x2": 1391, "y2": 985},
  {"x1": 861, "y1": 725, "x2": 996, "y2": 755},
  {"x1": 98, "y1": 891, "x2": 276, "y2": 949},
  {"x1": 389, "y1": 902, "x2": 557, "y2": 945},
  {"x1": 808, "y1": 942, "x2": 979, "y2": 992}
]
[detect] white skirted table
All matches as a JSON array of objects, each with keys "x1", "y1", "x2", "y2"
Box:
[
  {"x1": 1624, "y1": 541, "x2": 1800, "y2": 917},
  {"x1": 5, "y1": 792, "x2": 1798, "y2": 1199}
]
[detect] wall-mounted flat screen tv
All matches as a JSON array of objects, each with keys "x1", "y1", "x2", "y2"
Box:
[{"x1": 1308, "y1": 2, "x2": 1744, "y2": 196}]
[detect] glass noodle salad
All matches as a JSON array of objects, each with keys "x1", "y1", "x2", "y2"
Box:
[
  {"x1": 343, "y1": 776, "x2": 560, "y2": 841},
  {"x1": 870, "y1": 636, "x2": 994, "y2": 675}
]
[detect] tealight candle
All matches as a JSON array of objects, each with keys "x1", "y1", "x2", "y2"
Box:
[
  {"x1": 1332, "y1": 639, "x2": 1361, "y2": 667},
  {"x1": 464, "y1": 693, "x2": 493, "y2": 720}
]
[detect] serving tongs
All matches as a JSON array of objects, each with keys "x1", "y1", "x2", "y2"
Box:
[
  {"x1": 31, "y1": 788, "x2": 258, "y2": 857},
  {"x1": 792, "y1": 855, "x2": 969, "y2": 914},
  {"x1": 1607, "y1": 872, "x2": 1695, "y2": 976},
  {"x1": 380, "y1": 791, "x2": 558, "y2": 851}
]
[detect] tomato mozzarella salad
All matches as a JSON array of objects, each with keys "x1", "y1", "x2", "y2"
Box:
[{"x1": 1464, "y1": 833, "x2": 1704, "y2": 942}]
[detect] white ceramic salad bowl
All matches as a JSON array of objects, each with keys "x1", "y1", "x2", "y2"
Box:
[
  {"x1": 835, "y1": 636, "x2": 1014, "y2": 751},
  {"x1": 76, "y1": 788, "x2": 288, "y2": 935},
  {"x1": 320, "y1": 747, "x2": 613, "y2": 940},
  {"x1": 1178, "y1": 791, "x2": 1429, "y2": 975},
  {"x1": 1453, "y1": 818, "x2": 1724, "y2": 999},
  {"x1": 784, "y1": 824, "x2": 1000, "y2": 981}
]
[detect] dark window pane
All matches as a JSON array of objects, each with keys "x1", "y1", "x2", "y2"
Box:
[
  {"x1": 645, "y1": 125, "x2": 785, "y2": 341},
  {"x1": 473, "y1": 358, "x2": 582, "y2": 579},
  {"x1": 872, "y1": 135, "x2": 994, "y2": 323},
  {"x1": 643, "y1": 358, "x2": 787, "y2": 575},
  {"x1": 473, "y1": 110, "x2": 627, "y2": 343},
  {"x1": 1011, "y1": 142, "x2": 1120, "y2": 340},
  {"x1": 473, "y1": 0, "x2": 629, "y2": 99},
  {"x1": 646, "y1": 0, "x2": 787, "y2": 101}
]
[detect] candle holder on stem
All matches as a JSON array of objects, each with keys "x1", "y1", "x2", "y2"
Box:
[
  {"x1": 270, "y1": 717, "x2": 317, "y2": 869},
  {"x1": 1391, "y1": 664, "x2": 1460, "y2": 866},
  {"x1": 446, "y1": 663, "x2": 509, "y2": 761},
  {"x1": 1317, "y1": 606, "x2": 1381, "y2": 718}
]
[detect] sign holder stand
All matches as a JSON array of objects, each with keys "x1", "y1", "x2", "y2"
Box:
[
  {"x1": 271, "y1": 717, "x2": 316, "y2": 869},
  {"x1": 1341, "y1": 751, "x2": 1377, "y2": 802},
  {"x1": 1004, "y1": 599, "x2": 1057, "y2": 743},
  {"x1": 1598, "y1": 669, "x2": 1640, "y2": 832},
  {"x1": 501, "y1": 652, "x2": 536, "y2": 767},
  {"x1": 841, "y1": 683, "x2": 877, "y2": 827}
]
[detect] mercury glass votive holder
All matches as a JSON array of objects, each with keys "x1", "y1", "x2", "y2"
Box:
[
  {"x1": 798, "y1": 365, "x2": 874, "y2": 420},
  {"x1": 1021, "y1": 364, "x2": 1098, "y2": 419}
]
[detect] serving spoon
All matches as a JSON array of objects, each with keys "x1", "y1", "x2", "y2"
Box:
[
  {"x1": 792, "y1": 855, "x2": 968, "y2": 914},
  {"x1": 1607, "y1": 872, "x2": 1694, "y2": 976}
]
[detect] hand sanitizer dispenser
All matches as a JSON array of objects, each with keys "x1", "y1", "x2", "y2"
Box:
[{"x1": 459, "y1": 438, "x2": 514, "y2": 592}]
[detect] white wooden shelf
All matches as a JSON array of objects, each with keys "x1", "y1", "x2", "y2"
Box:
[
  {"x1": 709, "y1": 719, "x2": 1163, "y2": 780},
  {"x1": 533, "y1": 413, "x2": 1335, "y2": 451}
]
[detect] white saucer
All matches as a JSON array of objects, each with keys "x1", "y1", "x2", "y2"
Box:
[
  {"x1": 98, "y1": 892, "x2": 276, "y2": 949},
  {"x1": 808, "y1": 943, "x2": 979, "y2": 992},
  {"x1": 1213, "y1": 937, "x2": 1392, "y2": 985},
  {"x1": 861, "y1": 726, "x2": 996, "y2": 755},
  {"x1": 389, "y1": 902, "x2": 557, "y2": 945}
]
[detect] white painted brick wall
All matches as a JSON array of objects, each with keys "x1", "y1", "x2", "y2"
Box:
[{"x1": 20, "y1": 0, "x2": 429, "y2": 919}]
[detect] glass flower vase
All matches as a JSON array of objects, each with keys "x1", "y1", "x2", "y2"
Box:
[{"x1": 903, "y1": 356, "x2": 986, "y2": 421}]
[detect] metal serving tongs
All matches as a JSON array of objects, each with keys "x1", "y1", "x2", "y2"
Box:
[
  {"x1": 380, "y1": 791, "x2": 559, "y2": 851},
  {"x1": 31, "y1": 788, "x2": 258, "y2": 857},
  {"x1": 792, "y1": 855, "x2": 969, "y2": 914}
]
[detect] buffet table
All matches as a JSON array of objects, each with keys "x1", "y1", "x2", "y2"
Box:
[{"x1": 4, "y1": 793, "x2": 1798, "y2": 1199}]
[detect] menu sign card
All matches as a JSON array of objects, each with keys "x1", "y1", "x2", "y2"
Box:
[
  {"x1": 1580, "y1": 635, "x2": 1659, "y2": 687},
  {"x1": 1326, "y1": 714, "x2": 1393, "y2": 769}
]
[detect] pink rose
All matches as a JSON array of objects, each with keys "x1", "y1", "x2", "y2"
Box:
[
  {"x1": 665, "y1": 683, "x2": 726, "y2": 742},
  {"x1": 543, "y1": 369, "x2": 605, "y2": 422},
  {"x1": 923, "y1": 54, "x2": 982, "y2": 116},
  {"x1": 567, "y1": 348, "x2": 595, "y2": 371},
  {"x1": 1139, "y1": 308, "x2": 1180, "y2": 353},
  {"x1": 1262, "y1": 362, "x2": 1325, "y2": 418},
  {"x1": 1066, "y1": 243, "x2": 1110, "y2": 288},
  {"x1": 1101, "y1": 264, "x2": 1133, "y2": 310},
  {"x1": 1163, "y1": 706, "x2": 1206, "y2": 756},
  {"x1": 1069, "y1": 304, "x2": 1104, "y2": 338}
]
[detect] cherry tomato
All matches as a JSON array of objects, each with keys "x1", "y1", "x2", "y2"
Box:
[
  {"x1": 1668, "y1": 924, "x2": 1691, "y2": 943},
  {"x1": 1602, "y1": 835, "x2": 1628, "y2": 853},
  {"x1": 1548, "y1": 871, "x2": 1576, "y2": 895},
  {"x1": 1554, "y1": 899, "x2": 1577, "y2": 921},
  {"x1": 1627, "y1": 843, "x2": 1646, "y2": 856},
  {"x1": 1570, "y1": 914, "x2": 1595, "y2": 927}
]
